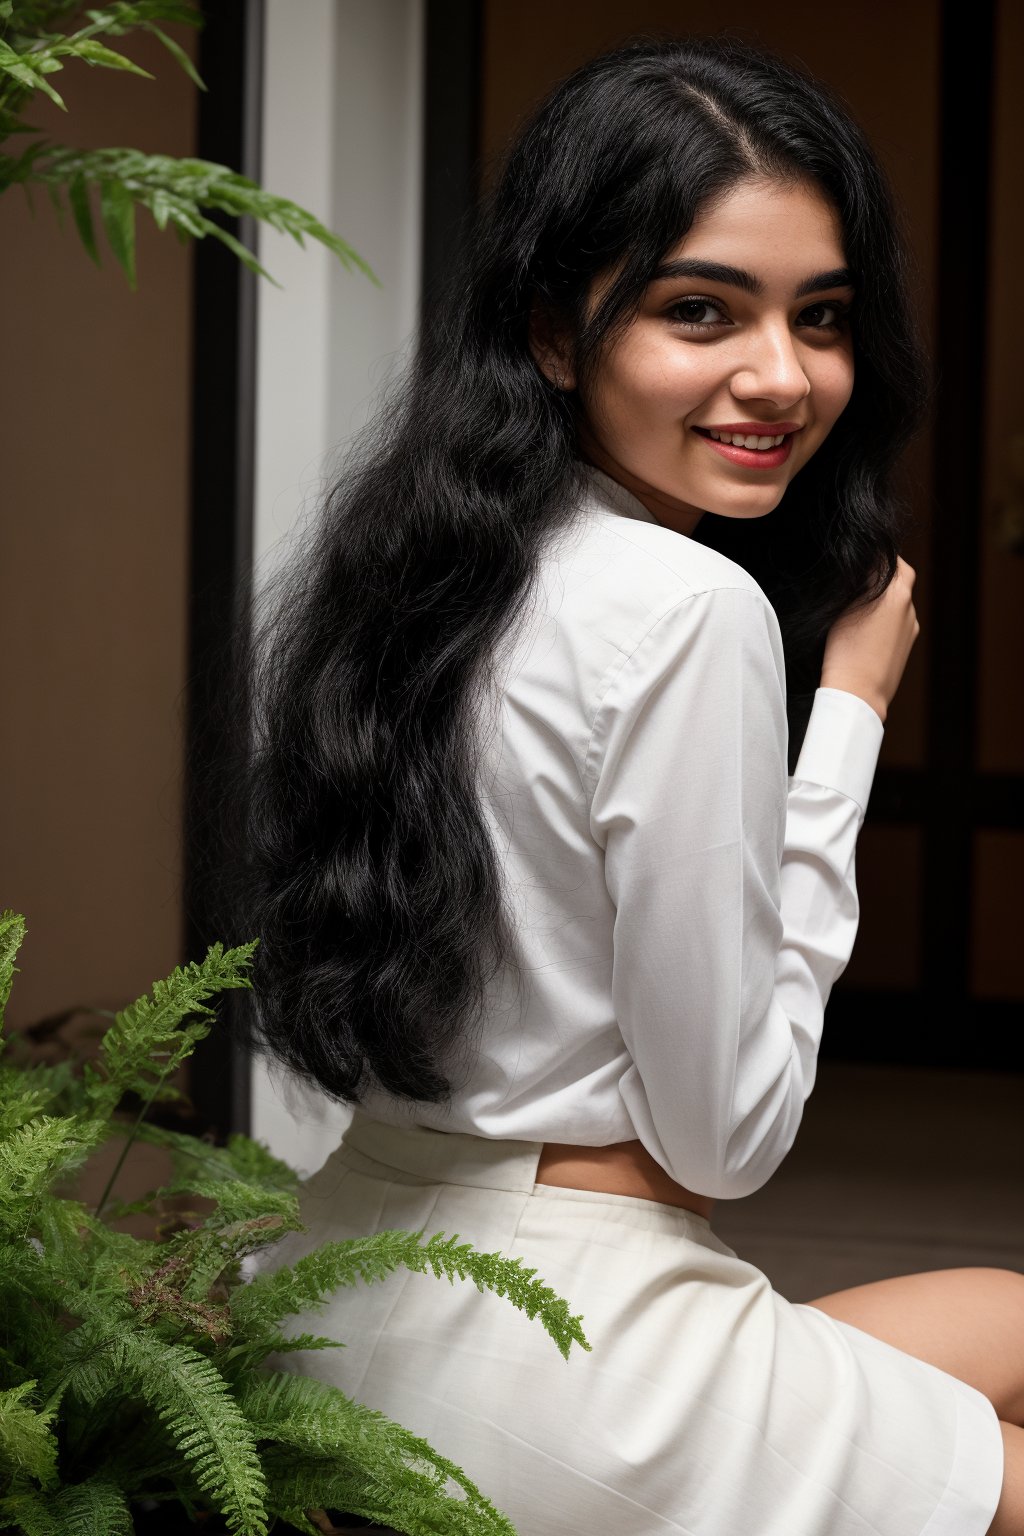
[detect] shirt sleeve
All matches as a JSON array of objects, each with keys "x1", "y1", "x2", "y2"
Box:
[{"x1": 588, "y1": 588, "x2": 883, "y2": 1200}]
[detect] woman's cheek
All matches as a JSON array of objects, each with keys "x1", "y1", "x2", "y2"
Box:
[{"x1": 816, "y1": 348, "x2": 855, "y2": 427}]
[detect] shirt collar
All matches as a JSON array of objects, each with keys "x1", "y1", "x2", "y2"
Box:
[{"x1": 580, "y1": 463, "x2": 659, "y2": 526}]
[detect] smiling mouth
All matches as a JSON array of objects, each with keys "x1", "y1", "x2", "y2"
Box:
[
  {"x1": 694, "y1": 426, "x2": 793, "y2": 451},
  {"x1": 691, "y1": 426, "x2": 797, "y2": 469}
]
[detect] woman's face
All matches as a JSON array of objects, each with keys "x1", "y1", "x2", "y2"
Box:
[{"x1": 571, "y1": 178, "x2": 856, "y2": 535}]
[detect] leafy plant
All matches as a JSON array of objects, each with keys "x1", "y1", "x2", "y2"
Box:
[
  {"x1": 0, "y1": 910, "x2": 591, "y2": 1534},
  {"x1": 0, "y1": 0, "x2": 375, "y2": 288}
]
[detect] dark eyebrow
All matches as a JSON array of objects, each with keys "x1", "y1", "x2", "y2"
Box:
[
  {"x1": 794, "y1": 266, "x2": 856, "y2": 298},
  {"x1": 651, "y1": 258, "x2": 856, "y2": 299}
]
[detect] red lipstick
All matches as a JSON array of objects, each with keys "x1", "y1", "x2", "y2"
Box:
[
  {"x1": 699, "y1": 421, "x2": 805, "y2": 434},
  {"x1": 692, "y1": 424, "x2": 798, "y2": 470}
]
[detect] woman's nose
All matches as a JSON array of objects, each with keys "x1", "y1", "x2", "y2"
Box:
[{"x1": 731, "y1": 324, "x2": 811, "y2": 408}]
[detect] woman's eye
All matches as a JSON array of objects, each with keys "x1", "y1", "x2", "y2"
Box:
[
  {"x1": 798, "y1": 300, "x2": 849, "y2": 329},
  {"x1": 666, "y1": 296, "x2": 851, "y2": 333},
  {"x1": 668, "y1": 297, "x2": 727, "y2": 329}
]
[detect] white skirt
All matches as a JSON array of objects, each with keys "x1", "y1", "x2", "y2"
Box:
[{"x1": 264, "y1": 1111, "x2": 1004, "y2": 1536}]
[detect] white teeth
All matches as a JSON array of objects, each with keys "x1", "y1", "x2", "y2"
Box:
[{"x1": 706, "y1": 429, "x2": 786, "y2": 449}]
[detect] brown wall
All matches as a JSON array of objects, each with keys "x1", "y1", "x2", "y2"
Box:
[{"x1": 0, "y1": 24, "x2": 198, "y2": 1030}]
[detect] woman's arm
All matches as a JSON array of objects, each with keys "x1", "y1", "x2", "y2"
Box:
[{"x1": 588, "y1": 586, "x2": 883, "y2": 1201}]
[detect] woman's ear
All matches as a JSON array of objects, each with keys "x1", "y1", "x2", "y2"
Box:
[{"x1": 528, "y1": 302, "x2": 576, "y2": 391}]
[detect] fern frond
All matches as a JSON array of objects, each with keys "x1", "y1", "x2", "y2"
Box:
[
  {"x1": 0, "y1": 1076, "x2": 51, "y2": 1137},
  {"x1": 117, "y1": 1251, "x2": 231, "y2": 1344},
  {"x1": 33, "y1": 1194, "x2": 92, "y2": 1279},
  {"x1": 0, "y1": 1484, "x2": 51, "y2": 1535},
  {"x1": 52, "y1": 1319, "x2": 131, "y2": 1411},
  {"x1": 45, "y1": 1475, "x2": 133, "y2": 1535},
  {"x1": 73, "y1": 1212, "x2": 158, "y2": 1291},
  {"x1": 0, "y1": 909, "x2": 26, "y2": 1035},
  {"x1": 127, "y1": 1333, "x2": 268, "y2": 1535},
  {"x1": 5, "y1": 145, "x2": 377, "y2": 288},
  {"x1": 0, "y1": 2, "x2": 202, "y2": 117},
  {"x1": 222, "y1": 1132, "x2": 301, "y2": 1193},
  {"x1": 228, "y1": 1232, "x2": 416, "y2": 1335},
  {"x1": 52, "y1": 1, "x2": 202, "y2": 39},
  {"x1": 165, "y1": 1222, "x2": 290, "y2": 1318},
  {"x1": 0, "y1": 35, "x2": 68, "y2": 112},
  {"x1": 222, "y1": 1333, "x2": 344, "y2": 1380},
  {"x1": 53, "y1": 1326, "x2": 269, "y2": 1531},
  {"x1": 0, "y1": 1263, "x2": 71, "y2": 1388},
  {"x1": 416, "y1": 1232, "x2": 592, "y2": 1361},
  {"x1": 250, "y1": 1377, "x2": 516, "y2": 1536},
  {"x1": 0, "y1": 1381, "x2": 58, "y2": 1491},
  {"x1": 42, "y1": 3, "x2": 208, "y2": 91},
  {"x1": 0, "y1": 1058, "x2": 80, "y2": 1127},
  {"x1": 80, "y1": 941, "x2": 257, "y2": 1115},
  {"x1": 233, "y1": 1230, "x2": 591, "y2": 1362},
  {"x1": 173, "y1": 1173, "x2": 298, "y2": 1230},
  {"x1": 128, "y1": 1119, "x2": 299, "y2": 1198},
  {"x1": 0, "y1": 1115, "x2": 105, "y2": 1234}
]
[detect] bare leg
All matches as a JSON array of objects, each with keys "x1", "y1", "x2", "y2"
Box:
[
  {"x1": 805, "y1": 1266, "x2": 1024, "y2": 1425},
  {"x1": 806, "y1": 1268, "x2": 1024, "y2": 1534}
]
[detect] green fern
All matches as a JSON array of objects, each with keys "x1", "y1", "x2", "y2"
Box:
[
  {"x1": 233, "y1": 1230, "x2": 591, "y2": 1363},
  {"x1": 0, "y1": 2, "x2": 377, "y2": 288},
  {"x1": 0, "y1": 1115, "x2": 106, "y2": 1236},
  {"x1": 40, "y1": 1474, "x2": 134, "y2": 1536},
  {"x1": 125, "y1": 1334, "x2": 269, "y2": 1536},
  {"x1": 82, "y1": 940, "x2": 258, "y2": 1119},
  {"x1": 0, "y1": 913, "x2": 591, "y2": 1533},
  {"x1": 0, "y1": 910, "x2": 25, "y2": 1033},
  {"x1": 0, "y1": 1383, "x2": 58, "y2": 1493},
  {"x1": 245, "y1": 1372, "x2": 518, "y2": 1535},
  {"x1": 0, "y1": 1483, "x2": 52, "y2": 1535}
]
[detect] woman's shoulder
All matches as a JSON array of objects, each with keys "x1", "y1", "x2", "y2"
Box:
[
  {"x1": 585, "y1": 507, "x2": 766, "y2": 606},
  {"x1": 485, "y1": 479, "x2": 784, "y2": 786},
  {"x1": 542, "y1": 471, "x2": 775, "y2": 647},
  {"x1": 492, "y1": 480, "x2": 781, "y2": 735}
]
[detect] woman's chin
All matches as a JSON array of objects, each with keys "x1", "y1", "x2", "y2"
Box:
[
  {"x1": 703, "y1": 501, "x2": 781, "y2": 522},
  {"x1": 688, "y1": 480, "x2": 789, "y2": 522}
]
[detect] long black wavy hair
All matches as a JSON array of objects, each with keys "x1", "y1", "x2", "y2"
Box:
[{"x1": 204, "y1": 34, "x2": 928, "y2": 1109}]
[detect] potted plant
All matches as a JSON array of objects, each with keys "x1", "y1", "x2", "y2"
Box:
[{"x1": 0, "y1": 909, "x2": 591, "y2": 1534}]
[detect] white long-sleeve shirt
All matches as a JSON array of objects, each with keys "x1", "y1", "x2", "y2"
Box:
[{"x1": 358, "y1": 465, "x2": 884, "y2": 1199}]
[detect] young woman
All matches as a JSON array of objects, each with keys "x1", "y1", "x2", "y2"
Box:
[{"x1": 225, "y1": 34, "x2": 1023, "y2": 1536}]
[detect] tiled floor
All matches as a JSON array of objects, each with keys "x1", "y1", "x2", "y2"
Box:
[{"x1": 711, "y1": 1059, "x2": 1024, "y2": 1301}]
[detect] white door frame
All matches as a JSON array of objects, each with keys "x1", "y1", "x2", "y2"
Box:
[{"x1": 250, "y1": 0, "x2": 424, "y2": 1174}]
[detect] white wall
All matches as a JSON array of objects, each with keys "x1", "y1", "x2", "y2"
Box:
[{"x1": 250, "y1": 0, "x2": 424, "y2": 1174}]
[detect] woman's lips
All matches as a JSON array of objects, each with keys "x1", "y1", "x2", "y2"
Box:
[{"x1": 692, "y1": 426, "x2": 796, "y2": 470}]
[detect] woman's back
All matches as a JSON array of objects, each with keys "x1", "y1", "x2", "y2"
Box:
[{"x1": 357, "y1": 466, "x2": 882, "y2": 1204}]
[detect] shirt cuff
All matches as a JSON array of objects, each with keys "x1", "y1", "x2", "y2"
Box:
[{"x1": 790, "y1": 686, "x2": 884, "y2": 814}]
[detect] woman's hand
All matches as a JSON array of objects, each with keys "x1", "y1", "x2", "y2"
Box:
[{"x1": 819, "y1": 556, "x2": 920, "y2": 724}]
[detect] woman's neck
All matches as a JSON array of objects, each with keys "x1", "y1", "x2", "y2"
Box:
[{"x1": 577, "y1": 438, "x2": 706, "y2": 536}]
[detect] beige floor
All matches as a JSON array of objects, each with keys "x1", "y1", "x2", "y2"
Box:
[{"x1": 711, "y1": 1059, "x2": 1024, "y2": 1302}]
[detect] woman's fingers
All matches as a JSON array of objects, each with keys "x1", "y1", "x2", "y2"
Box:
[{"x1": 819, "y1": 558, "x2": 921, "y2": 722}]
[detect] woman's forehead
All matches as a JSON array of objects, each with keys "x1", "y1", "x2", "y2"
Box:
[{"x1": 660, "y1": 179, "x2": 849, "y2": 286}]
